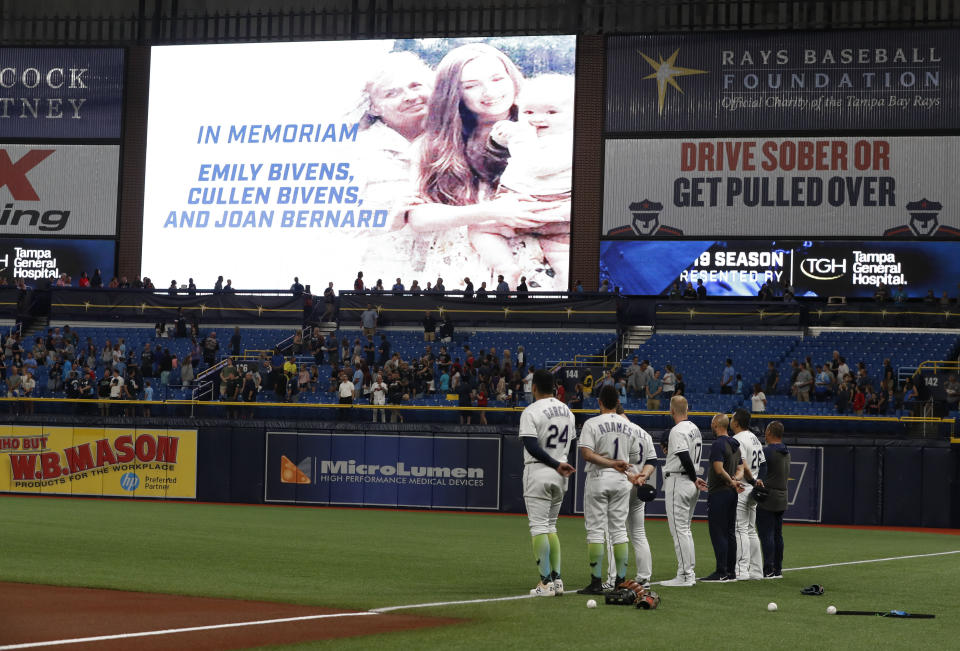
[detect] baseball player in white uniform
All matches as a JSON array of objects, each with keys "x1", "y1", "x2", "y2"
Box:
[
  {"x1": 603, "y1": 406, "x2": 658, "y2": 588},
  {"x1": 520, "y1": 369, "x2": 577, "y2": 597},
  {"x1": 661, "y1": 395, "x2": 708, "y2": 587},
  {"x1": 577, "y1": 385, "x2": 639, "y2": 595},
  {"x1": 731, "y1": 408, "x2": 767, "y2": 580}
]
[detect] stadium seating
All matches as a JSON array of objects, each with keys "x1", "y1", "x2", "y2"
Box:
[
  {"x1": 621, "y1": 330, "x2": 959, "y2": 415},
  {"x1": 18, "y1": 324, "x2": 960, "y2": 427}
]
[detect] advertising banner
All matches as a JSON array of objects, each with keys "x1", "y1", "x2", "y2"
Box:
[
  {"x1": 143, "y1": 37, "x2": 576, "y2": 291},
  {"x1": 0, "y1": 426, "x2": 197, "y2": 498},
  {"x1": 0, "y1": 144, "x2": 119, "y2": 236},
  {"x1": 600, "y1": 240, "x2": 960, "y2": 298},
  {"x1": 603, "y1": 137, "x2": 960, "y2": 239},
  {"x1": 264, "y1": 432, "x2": 501, "y2": 509},
  {"x1": 575, "y1": 444, "x2": 822, "y2": 523},
  {"x1": 0, "y1": 48, "x2": 125, "y2": 139},
  {"x1": 0, "y1": 238, "x2": 115, "y2": 286},
  {"x1": 606, "y1": 30, "x2": 959, "y2": 133}
]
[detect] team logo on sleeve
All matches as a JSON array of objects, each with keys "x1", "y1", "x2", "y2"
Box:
[
  {"x1": 605, "y1": 199, "x2": 684, "y2": 238},
  {"x1": 882, "y1": 198, "x2": 960, "y2": 238}
]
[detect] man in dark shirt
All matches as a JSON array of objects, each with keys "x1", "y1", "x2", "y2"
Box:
[
  {"x1": 423, "y1": 311, "x2": 437, "y2": 342},
  {"x1": 757, "y1": 421, "x2": 791, "y2": 579},
  {"x1": 458, "y1": 378, "x2": 473, "y2": 424},
  {"x1": 437, "y1": 347, "x2": 451, "y2": 375},
  {"x1": 140, "y1": 343, "x2": 155, "y2": 378},
  {"x1": 377, "y1": 334, "x2": 391, "y2": 367},
  {"x1": 702, "y1": 413, "x2": 750, "y2": 582},
  {"x1": 696, "y1": 279, "x2": 707, "y2": 299},
  {"x1": 321, "y1": 282, "x2": 336, "y2": 321},
  {"x1": 361, "y1": 335, "x2": 374, "y2": 367},
  {"x1": 764, "y1": 361, "x2": 779, "y2": 395},
  {"x1": 97, "y1": 369, "x2": 112, "y2": 416},
  {"x1": 463, "y1": 277, "x2": 474, "y2": 299}
]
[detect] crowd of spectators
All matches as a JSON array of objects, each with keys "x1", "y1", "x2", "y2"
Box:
[
  {"x1": 1, "y1": 325, "x2": 210, "y2": 414},
  {"x1": 218, "y1": 319, "x2": 540, "y2": 423},
  {"x1": 576, "y1": 356, "x2": 688, "y2": 413},
  {"x1": 607, "y1": 349, "x2": 952, "y2": 419},
  {"x1": 783, "y1": 352, "x2": 917, "y2": 415}
]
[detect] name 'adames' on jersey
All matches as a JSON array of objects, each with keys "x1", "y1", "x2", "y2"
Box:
[
  {"x1": 579, "y1": 412, "x2": 641, "y2": 474},
  {"x1": 519, "y1": 397, "x2": 576, "y2": 465}
]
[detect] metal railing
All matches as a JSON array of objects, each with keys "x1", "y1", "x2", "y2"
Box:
[
  {"x1": 0, "y1": 395, "x2": 952, "y2": 438},
  {"x1": 274, "y1": 326, "x2": 311, "y2": 356},
  {"x1": 195, "y1": 357, "x2": 229, "y2": 383}
]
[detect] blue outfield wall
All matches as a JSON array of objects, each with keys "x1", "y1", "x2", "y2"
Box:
[{"x1": 193, "y1": 426, "x2": 958, "y2": 528}]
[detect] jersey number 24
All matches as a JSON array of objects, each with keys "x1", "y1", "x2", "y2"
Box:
[{"x1": 545, "y1": 425, "x2": 569, "y2": 449}]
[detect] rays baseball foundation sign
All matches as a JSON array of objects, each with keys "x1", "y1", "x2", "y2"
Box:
[
  {"x1": 606, "y1": 30, "x2": 959, "y2": 133},
  {"x1": 603, "y1": 137, "x2": 960, "y2": 239}
]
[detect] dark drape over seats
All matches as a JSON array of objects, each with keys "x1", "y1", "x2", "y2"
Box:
[
  {"x1": 337, "y1": 292, "x2": 619, "y2": 327},
  {"x1": 45, "y1": 289, "x2": 305, "y2": 325}
]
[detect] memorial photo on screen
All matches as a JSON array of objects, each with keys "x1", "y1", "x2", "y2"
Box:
[{"x1": 142, "y1": 36, "x2": 575, "y2": 290}]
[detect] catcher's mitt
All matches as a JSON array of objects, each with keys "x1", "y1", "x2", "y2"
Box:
[
  {"x1": 636, "y1": 589, "x2": 660, "y2": 610},
  {"x1": 604, "y1": 580, "x2": 646, "y2": 606}
]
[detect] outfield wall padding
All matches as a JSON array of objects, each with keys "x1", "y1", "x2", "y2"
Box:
[{"x1": 2, "y1": 422, "x2": 954, "y2": 526}]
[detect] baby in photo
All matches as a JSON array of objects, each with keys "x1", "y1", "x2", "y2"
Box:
[{"x1": 471, "y1": 74, "x2": 574, "y2": 288}]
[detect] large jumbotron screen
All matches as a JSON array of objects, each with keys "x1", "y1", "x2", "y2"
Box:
[{"x1": 142, "y1": 37, "x2": 575, "y2": 291}]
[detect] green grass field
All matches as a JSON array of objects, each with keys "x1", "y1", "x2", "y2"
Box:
[{"x1": 1, "y1": 495, "x2": 958, "y2": 650}]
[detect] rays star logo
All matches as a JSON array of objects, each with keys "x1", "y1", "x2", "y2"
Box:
[{"x1": 638, "y1": 49, "x2": 708, "y2": 115}]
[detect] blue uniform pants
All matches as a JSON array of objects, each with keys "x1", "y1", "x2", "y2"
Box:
[{"x1": 707, "y1": 489, "x2": 738, "y2": 576}]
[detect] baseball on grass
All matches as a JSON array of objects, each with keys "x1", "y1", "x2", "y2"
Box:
[
  {"x1": 767, "y1": 602, "x2": 778, "y2": 612},
  {"x1": 586, "y1": 599, "x2": 597, "y2": 609},
  {"x1": 827, "y1": 605, "x2": 837, "y2": 615}
]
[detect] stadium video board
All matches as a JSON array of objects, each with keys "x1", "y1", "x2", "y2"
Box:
[
  {"x1": 599, "y1": 239, "x2": 960, "y2": 298},
  {"x1": 142, "y1": 37, "x2": 575, "y2": 291}
]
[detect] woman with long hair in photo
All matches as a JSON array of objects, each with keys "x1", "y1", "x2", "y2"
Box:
[{"x1": 405, "y1": 43, "x2": 568, "y2": 287}]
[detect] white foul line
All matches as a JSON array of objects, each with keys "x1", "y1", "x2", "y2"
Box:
[
  {"x1": 2, "y1": 549, "x2": 956, "y2": 649},
  {"x1": 781, "y1": 549, "x2": 960, "y2": 572},
  {"x1": 371, "y1": 593, "x2": 535, "y2": 613}
]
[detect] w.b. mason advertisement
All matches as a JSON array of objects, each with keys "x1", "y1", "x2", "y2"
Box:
[
  {"x1": 603, "y1": 137, "x2": 960, "y2": 239},
  {"x1": 606, "y1": 30, "x2": 958, "y2": 133}
]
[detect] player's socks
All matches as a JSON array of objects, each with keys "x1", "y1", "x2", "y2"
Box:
[
  {"x1": 547, "y1": 532, "x2": 562, "y2": 576},
  {"x1": 613, "y1": 542, "x2": 629, "y2": 580},
  {"x1": 588, "y1": 543, "x2": 604, "y2": 578},
  {"x1": 532, "y1": 534, "x2": 551, "y2": 582}
]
